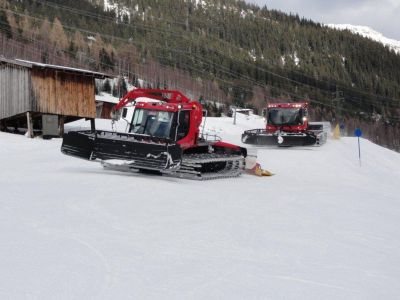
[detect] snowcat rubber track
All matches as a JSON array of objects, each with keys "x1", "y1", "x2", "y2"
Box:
[
  {"x1": 61, "y1": 130, "x2": 182, "y2": 171},
  {"x1": 166, "y1": 153, "x2": 245, "y2": 180},
  {"x1": 102, "y1": 153, "x2": 245, "y2": 180},
  {"x1": 242, "y1": 129, "x2": 325, "y2": 147}
]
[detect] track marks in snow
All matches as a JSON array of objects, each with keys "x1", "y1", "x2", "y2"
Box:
[{"x1": 273, "y1": 275, "x2": 353, "y2": 292}]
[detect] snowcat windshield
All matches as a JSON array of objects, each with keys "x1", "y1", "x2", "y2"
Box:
[
  {"x1": 130, "y1": 108, "x2": 174, "y2": 139},
  {"x1": 267, "y1": 108, "x2": 302, "y2": 126}
]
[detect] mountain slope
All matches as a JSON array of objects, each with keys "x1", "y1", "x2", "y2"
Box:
[
  {"x1": 3, "y1": 0, "x2": 400, "y2": 104},
  {"x1": 1, "y1": 116, "x2": 400, "y2": 299},
  {"x1": 327, "y1": 24, "x2": 400, "y2": 54},
  {"x1": 1, "y1": 0, "x2": 400, "y2": 151}
]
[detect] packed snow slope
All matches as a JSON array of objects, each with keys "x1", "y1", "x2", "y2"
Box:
[{"x1": 1, "y1": 113, "x2": 400, "y2": 299}]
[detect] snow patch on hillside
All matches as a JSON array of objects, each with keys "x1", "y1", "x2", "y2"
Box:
[
  {"x1": 193, "y1": 0, "x2": 207, "y2": 7},
  {"x1": 293, "y1": 51, "x2": 300, "y2": 66},
  {"x1": 240, "y1": 9, "x2": 255, "y2": 19},
  {"x1": 189, "y1": 0, "x2": 255, "y2": 19},
  {"x1": 248, "y1": 49, "x2": 257, "y2": 61},
  {"x1": 103, "y1": 0, "x2": 131, "y2": 21},
  {"x1": 327, "y1": 24, "x2": 400, "y2": 54}
]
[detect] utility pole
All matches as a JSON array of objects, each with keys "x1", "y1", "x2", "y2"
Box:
[
  {"x1": 331, "y1": 88, "x2": 345, "y2": 125},
  {"x1": 118, "y1": 62, "x2": 122, "y2": 97}
]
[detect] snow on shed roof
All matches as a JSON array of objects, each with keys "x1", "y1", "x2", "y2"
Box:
[
  {"x1": 96, "y1": 93, "x2": 121, "y2": 104},
  {"x1": 0, "y1": 57, "x2": 109, "y2": 78}
]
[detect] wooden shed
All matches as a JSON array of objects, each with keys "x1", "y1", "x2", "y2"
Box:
[
  {"x1": 0, "y1": 58, "x2": 107, "y2": 137},
  {"x1": 95, "y1": 93, "x2": 121, "y2": 120}
]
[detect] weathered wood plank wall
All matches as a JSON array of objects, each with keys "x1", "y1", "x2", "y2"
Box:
[
  {"x1": 100, "y1": 102, "x2": 114, "y2": 119},
  {"x1": 0, "y1": 64, "x2": 31, "y2": 119},
  {"x1": 31, "y1": 69, "x2": 96, "y2": 118}
]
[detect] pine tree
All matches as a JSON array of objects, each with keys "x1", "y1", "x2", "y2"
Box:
[
  {"x1": 20, "y1": 13, "x2": 32, "y2": 40},
  {"x1": 117, "y1": 76, "x2": 128, "y2": 97},
  {"x1": 39, "y1": 18, "x2": 51, "y2": 45},
  {"x1": 102, "y1": 79, "x2": 112, "y2": 94},
  {"x1": 50, "y1": 17, "x2": 69, "y2": 50},
  {"x1": 112, "y1": 83, "x2": 118, "y2": 97},
  {"x1": 99, "y1": 48, "x2": 114, "y2": 69},
  {"x1": 73, "y1": 31, "x2": 86, "y2": 52},
  {"x1": 0, "y1": 11, "x2": 12, "y2": 38},
  {"x1": 89, "y1": 34, "x2": 104, "y2": 68},
  {"x1": 5, "y1": 11, "x2": 18, "y2": 38}
]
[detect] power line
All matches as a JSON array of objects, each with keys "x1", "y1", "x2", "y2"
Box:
[
  {"x1": 35, "y1": 0, "x2": 189, "y2": 28},
  {"x1": 0, "y1": 21, "x2": 253, "y2": 98},
  {"x1": 0, "y1": 7, "x2": 345, "y2": 102},
  {"x1": 2, "y1": 8, "x2": 400, "y2": 123},
  {"x1": 0, "y1": 19, "x2": 328, "y2": 108},
  {"x1": 31, "y1": 0, "x2": 400, "y2": 104},
  {"x1": 7, "y1": 1, "x2": 400, "y2": 110}
]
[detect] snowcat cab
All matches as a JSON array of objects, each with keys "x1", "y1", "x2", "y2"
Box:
[{"x1": 123, "y1": 99, "x2": 202, "y2": 150}]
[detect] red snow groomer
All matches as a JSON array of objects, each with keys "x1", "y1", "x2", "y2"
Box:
[
  {"x1": 61, "y1": 89, "x2": 247, "y2": 180},
  {"x1": 242, "y1": 102, "x2": 327, "y2": 147}
]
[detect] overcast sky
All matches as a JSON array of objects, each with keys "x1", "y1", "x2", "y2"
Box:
[{"x1": 247, "y1": 0, "x2": 400, "y2": 40}]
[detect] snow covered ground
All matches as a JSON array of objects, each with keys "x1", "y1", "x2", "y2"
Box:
[{"x1": 1, "y1": 114, "x2": 400, "y2": 299}]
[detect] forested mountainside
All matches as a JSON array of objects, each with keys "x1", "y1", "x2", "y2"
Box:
[{"x1": 0, "y1": 0, "x2": 399, "y2": 150}]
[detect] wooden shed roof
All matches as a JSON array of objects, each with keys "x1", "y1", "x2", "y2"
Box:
[{"x1": 0, "y1": 57, "x2": 109, "y2": 79}]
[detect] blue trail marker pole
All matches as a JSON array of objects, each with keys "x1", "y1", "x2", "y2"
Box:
[{"x1": 354, "y1": 128, "x2": 362, "y2": 166}]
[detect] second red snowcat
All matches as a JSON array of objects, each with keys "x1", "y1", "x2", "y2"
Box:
[
  {"x1": 241, "y1": 102, "x2": 327, "y2": 147},
  {"x1": 61, "y1": 89, "x2": 248, "y2": 180}
]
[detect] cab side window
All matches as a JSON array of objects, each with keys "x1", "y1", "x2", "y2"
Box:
[{"x1": 177, "y1": 111, "x2": 190, "y2": 139}]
